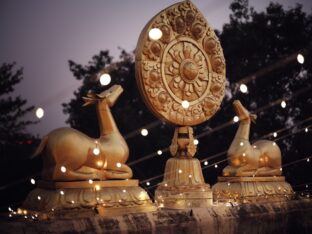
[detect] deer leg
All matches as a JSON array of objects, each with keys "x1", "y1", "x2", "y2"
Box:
[{"x1": 105, "y1": 163, "x2": 133, "y2": 179}]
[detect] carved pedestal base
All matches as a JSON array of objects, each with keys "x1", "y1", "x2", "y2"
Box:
[
  {"x1": 155, "y1": 158, "x2": 212, "y2": 208},
  {"x1": 212, "y1": 176, "x2": 294, "y2": 203},
  {"x1": 22, "y1": 179, "x2": 156, "y2": 217}
]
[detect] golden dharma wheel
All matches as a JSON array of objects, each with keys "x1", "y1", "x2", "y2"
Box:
[{"x1": 135, "y1": 1, "x2": 226, "y2": 126}]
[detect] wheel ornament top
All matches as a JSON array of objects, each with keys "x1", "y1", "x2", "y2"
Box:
[{"x1": 135, "y1": 1, "x2": 226, "y2": 126}]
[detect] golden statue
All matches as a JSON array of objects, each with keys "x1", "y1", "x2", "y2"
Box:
[
  {"x1": 135, "y1": 1, "x2": 226, "y2": 208},
  {"x1": 23, "y1": 85, "x2": 156, "y2": 217},
  {"x1": 32, "y1": 85, "x2": 132, "y2": 181},
  {"x1": 212, "y1": 100, "x2": 294, "y2": 203},
  {"x1": 223, "y1": 100, "x2": 282, "y2": 177}
]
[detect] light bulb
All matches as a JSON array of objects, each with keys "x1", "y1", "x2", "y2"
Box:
[
  {"x1": 30, "y1": 178, "x2": 36, "y2": 185},
  {"x1": 146, "y1": 182, "x2": 150, "y2": 186},
  {"x1": 239, "y1": 84, "x2": 248, "y2": 93},
  {"x1": 148, "y1": 28, "x2": 162, "y2": 40},
  {"x1": 281, "y1": 100, "x2": 286, "y2": 108},
  {"x1": 141, "y1": 128, "x2": 148, "y2": 136},
  {"x1": 116, "y1": 162, "x2": 122, "y2": 168},
  {"x1": 273, "y1": 132, "x2": 277, "y2": 138},
  {"x1": 181, "y1": 100, "x2": 190, "y2": 109},
  {"x1": 157, "y1": 150, "x2": 162, "y2": 155},
  {"x1": 93, "y1": 148, "x2": 100, "y2": 155},
  {"x1": 193, "y1": 139, "x2": 199, "y2": 145},
  {"x1": 297, "y1": 54, "x2": 304, "y2": 64},
  {"x1": 60, "y1": 166, "x2": 66, "y2": 173},
  {"x1": 233, "y1": 116, "x2": 239, "y2": 122},
  {"x1": 99, "y1": 73, "x2": 111, "y2": 86},
  {"x1": 35, "y1": 107, "x2": 44, "y2": 119}
]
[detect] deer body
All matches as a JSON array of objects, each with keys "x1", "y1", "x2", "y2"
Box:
[
  {"x1": 223, "y1": 100, "x2": 282, "y2": 177},
  {"x1": 33, "y1": 85, "x2": 132, "y2": 181}
]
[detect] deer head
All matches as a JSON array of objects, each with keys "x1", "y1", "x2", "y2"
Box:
[
  {"x1": 233, "y1": 100, "x2": 257, "y2": 123},
  {"x1": 82, "y1": 85, "x2": 123, "y2": 107}
]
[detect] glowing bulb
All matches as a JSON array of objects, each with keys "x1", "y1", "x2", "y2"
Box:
[
  {"x1": 99, "y1": 73, "x2": 111, "y2": 86},
  {"x1": 273, "y1": 132, "x2": 277, "y2": 138},
  {"x1": 178, "y1": 169, "x2": 182, "y2": 174},
  {"x1": 273, "y1": 142, "x2": 276, "y2": 146},
  {"x1": 60, "y1": 190, "x2": 64, "y2": 195},
  {"x1": 281, "y1": 100, "x2": 286, "y2": 108},
  {"x1": 37, "y1": 196, "x2": 41, "y2": 200},
  {"x1": 280, "y1": 167, "x2": 282, "y2": 171},
  {"x1": 141, "y1": 128, "x2": 148, "y2": 136},
  {"x1": 204, "y1": 161, "x2": 208, "y2": 166},
  {"x1": 95, "y1": 185, "x2": 101, "y2": 191},
  {"x1": 242, "y1": 153, "x2": 246, "y2": 157},
  {"x1": 35, "y1": 107, "x2": 44, "y2": 119},
  {"x1": 93, "y1": 148, "x2": 100, "y2": 155},
  {"x1": 71, "y1": 200, "x2": 75, "y2": 204},
  {"x1": 188, "y1": 174, "x2": 192, "y2": 178},
  {"x1": 214, "y1": 164, "x2": 218, "y2": 168},
  {"x1": 122, "y1": 189, "x2": 126, "y2": 193},
  {"x1": 193, "y1": 139, "x2": 199, "y2": 145},
  {"x1": 307, "y1": 158, "x2": 310, "y2": 162},
  {"x1": 164, "y1": 183, "x2": 168, "y2": 187},
  {"x1": 239, "y1": 84, "x2": 248, "y2": 93},
  {"x1": 240, "y1": 142, "x2": 244, "y2": 146},
  {"x1": 157, "y1": 150, "x2": 162, "y2": 155},
  {"x1": 116, "y1": 162, "x2": 121, "y2": 168},
  {"x1": 146, "y1": 182, "x2": 150, "y2": 186},
  {"x1": 88, "y1": 179, "x2": 93, "y2": 184},
  {"x1": 148, "y1": 28, "x2": 162, "y2": 40},
  {"x1": 30, "y1": 178, "x2": 36, "y2": 185},
  {"x1": 233, "y1": 116, "x2": 239, "y2": 122},
  {"x1": 181, "y1": 100, "x2": 190, "y2": 109},
  {"x1": 97, "y1": 161, "x2": 103, "y2": 167},
  {"x1": 8, "y1": 207, "x2": 12, "y2": 212},
  {"x1": 306, "y1": 184, "x2": 309, "y2": 188},
  {"x1": 297, "y1": 54, "x2": 304, "y2": 64},
  {"x1": 60, "y1": 166, "x2": 66, "y2": 173},
  {"x1": 305, "y1": 128, "x2": 308, "y2": 133}
]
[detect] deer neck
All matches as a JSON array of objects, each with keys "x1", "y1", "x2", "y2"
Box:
[
  {"x1": 234, "y1": 119, "x2": 251, "y2": 141},
  {"x1": 97, "y1": 101, "x2": 119, "y2": 136}
]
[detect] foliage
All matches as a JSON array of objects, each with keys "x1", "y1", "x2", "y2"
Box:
[{"x1": 63, "y1": 0, "x2": 312, "y2": 188}]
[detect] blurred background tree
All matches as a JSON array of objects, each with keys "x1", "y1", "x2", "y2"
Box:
[{"x1": 63, "y1": 0, "x2": 312, "y2": 194}]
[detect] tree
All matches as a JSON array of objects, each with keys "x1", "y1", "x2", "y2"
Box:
[
  {"x1": 0, "y1": 62, "x2": 36, "y2": 146},
  {"x1": 63, "y1": 0, "x2": 312, "y2": 190}
]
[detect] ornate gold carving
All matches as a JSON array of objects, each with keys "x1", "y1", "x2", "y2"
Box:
[
  {"x1": 23, "y1": 181, "x2": 156, "y2": 216},
  {"x1": 223, "y1": 100, "x2": 282, "y2": 177},
  {"x1": 212, "y1": 177, "x2": 294, "y2": 203},
  {"x1": 136, "y1": 1, "x2": 225, "y2": 126},
  {"x1": 32, "y1": 85, "x2": 133, "y2": 181}
]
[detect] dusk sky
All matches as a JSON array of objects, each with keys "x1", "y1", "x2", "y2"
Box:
[{"x1": 1, "y1": 0, "x2": 311, "y2": 137}]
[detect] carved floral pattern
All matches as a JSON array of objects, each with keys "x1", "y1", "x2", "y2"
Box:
[{"x1": 136, "y1": 1, "x2": 226, "y2": 126}]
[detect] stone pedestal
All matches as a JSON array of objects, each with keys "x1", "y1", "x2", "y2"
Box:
[
  {"x1": 155, "y1": 158, "x2": 212, "y2": 208},
  {"x1": 212, "y1": 176, "x2": 294, "y2": 203},
  {"x1": 22, "y1": 179, "x2": 156, "y2": 217}
]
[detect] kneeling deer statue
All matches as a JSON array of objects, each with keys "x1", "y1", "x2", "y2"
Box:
[
  {"x1": 223, "y1": 100, "x2": 282, "y2": 177},
  {"x1": 32, "y1": 85, "x2": 133, "y2": 181}
]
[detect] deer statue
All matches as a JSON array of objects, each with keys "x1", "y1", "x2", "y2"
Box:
[
  {"x1": 32, "y1": 85, "x2": 133, "y2": 181},
  {"x1": 222, "y1": 100, "x2": 282, "y2": 177}
]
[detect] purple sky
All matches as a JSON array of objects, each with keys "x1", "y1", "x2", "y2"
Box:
[{"x1": 1, "y1": 0, "x2": 311, "y2": 137}]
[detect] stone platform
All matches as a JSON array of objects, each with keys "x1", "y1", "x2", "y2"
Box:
[
  {"x1": 22, "y1": 180, "x2": 156, "y2": 217},
  {"x1": 212, "y1": 176, "x2": 294, "y2": 203},
  {"x1": 1, "y1": 199, "x2": 312, "y2": 233}
]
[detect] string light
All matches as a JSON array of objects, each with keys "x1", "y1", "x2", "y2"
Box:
[
  {"x1": 233, "y1": 116, "x2": 239, "y2": 122},
  {"x1": 148, "y1": 28, "x2": 162, "y2": 40},
  {"x1": 214, "y1": 164, "x2": 218, "y2": 168},
  {"x1": 281, "y1": 100, "x2": 286, "y2": 108},
  {"x1": 141, "y1": 128, "x2": 148, "y2": 136},
  {"x1": 30, "y1": 178, "x2": 36, "y2": 185},
  {"x1": 157, "y1": 150, "x2": 162, "y2": 155},
  {"x1": 204, "y1": 161, "x2": 208, "y2": 166},
  {"x1": 99, "y1": 73, "x2": 111, "y2": 86},
  {"x1": 146, "y1": 182, "x2": 150, "y2": 186},
  {"x1": 181, "y1": 100, "x2": 190, "y2": 109},
  {"x1": 35, "y1": 107, "x2": 44, "y2": 119},
  {"x1": 193, "y1": 139, "x2": 199, "y2": 145},
  {"x1": 88, "y1": 179, "x2": 93, "y2": 184},
  {"x1": 273, "y1": 132, "x2": 277, "y2": 138},
  {"x1": 178, "y1": 169, "x2": 182, "y2": 174},
  {"x1": 122, "y1": 189, "x2": 127, "y2": 193},
  {"x1": 273, "y1": 142, "x2": 276, "y2": 146},
  {"x1": 97, "y1": 161, "x2": 103, "y2": 167},
  {"x1": 37, "y1": 196, "x2": 41, "y2": 200},
  {"x1": 60, "y1": 190, "x2": 64, "y2": 195},
  {"x1": 116, "y1": 162, "x2": 122, "y2": 168},
  {"x1": 240, "y1": 142, "x2": 244, "y2": 146},
  {"x1": 60, "y1": 166, "x2": 66, "y2": 173},
  {"x1": 297, "y1": 53, "x2": 304, "y2": 64},
  {"x1": 93, "y1": 148, "x2": 100, "y2": 156},
  {"x1": 305, "y1": 128, "x2": 309, "y2": 133},
  {"x1": 239, "y1": 84, "x2": 248, "y2": 93},
  {"x1": 95, "y1": 185, "x2": 101, "y2": 191},
  {"x1": 307, "y1": 158, "x2": 310, "y2": 163}
]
